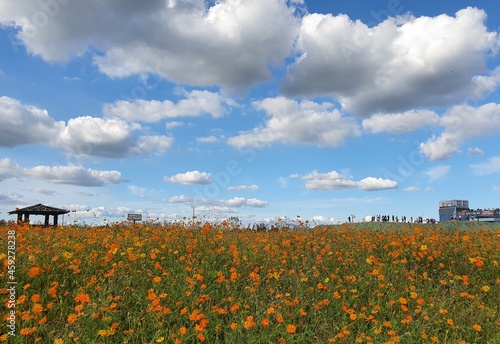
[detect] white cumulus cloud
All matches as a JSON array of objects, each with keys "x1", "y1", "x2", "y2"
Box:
[
  {"x1": 163, "y1": 171, "x2": 212, "y2": 185},
  {"x1": 103, "y1": 90, "x2": 230, "y2": 122},
  {"x1": 362, "y1": 110, "x2": 439, "y2": 134},
  {"x1": 227, "y1": 184, "x2": 259, "y2": 191},
  {"x1": 0, "y1": 158, "x2": 123, "y2": 186},
  {"x1": 302, "y1": 170, "x2": 397, "y2": 191},
  {"x1": 0, "y1": 0, "x2": 301, "y2": 91},
  {"x1": 420, "y1": 103, "x2": 500, "y2": 160},
  {"x1": 0, "y1": 96, "x2": 65, "y2": 147},
  {"x1": 228, "y1": 97, "x2": 360, "y2": 148},
  {"x1": 282, "y1": 7, "x2": 500, "y2": 116}
]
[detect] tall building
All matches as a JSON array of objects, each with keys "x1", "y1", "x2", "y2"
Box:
[{"x1": 438, "y1": 200, "x2": 469, "y2": 222}]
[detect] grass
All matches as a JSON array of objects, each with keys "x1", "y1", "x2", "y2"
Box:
[{"x1": 1, "y1": 221, "x2": 499, "y2": 343}]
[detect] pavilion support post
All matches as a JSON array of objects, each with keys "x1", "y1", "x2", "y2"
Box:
[
  {"x1": 25, "y1": 214, "x2": 30, "y2": 223},
  {"x1": 45, "y1": 215, "x2": 50, "y2": 226},
  {"x1": 53, "y1": 215, "x2": 59, "y2": 226},
  {"x1": 17, "y1": 214, "x2": 22, "y2": 223}
]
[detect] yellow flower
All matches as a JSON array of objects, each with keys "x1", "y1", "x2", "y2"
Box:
[
  {"x1": 480, "y1": 285, "x2": 490, "y2": 292},
  {"x1": 54, "y1": 339, "x2": 64, "y2": 344},
  {"x1": 156, "y1": 337, "x2": 165, "y2": 343}
]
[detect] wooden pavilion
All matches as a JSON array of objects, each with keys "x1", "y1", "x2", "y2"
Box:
[{"x1": 9, "y1": 204, "x2": 70, "y2": 226}]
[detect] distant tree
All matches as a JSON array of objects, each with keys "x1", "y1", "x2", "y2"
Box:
[{"x1": 0, "y1": 219, "x2": 6, "y2": 226}]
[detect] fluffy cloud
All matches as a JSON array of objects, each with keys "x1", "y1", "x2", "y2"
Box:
[
  {"x1": 362, "y1": 110, "x2": 439, "y2": 133},
  {"x1": 282, "y1": 7, "x2": 500, "y2": 115},
  {"x1": 103, "y1": 90, "x2": 230, "y2": 122},
  {"x1": 228, "y1": 97, "x2": 360, "y2": 148},
  {"x1": 470, "y1": 157, "x2": 500, "y2": 176},
  {"x1": 0, "y1": 192, "x2": 23, "y2": 204},
  {"x1": 302, "y1": 170, "x2": 397, "y2": 191},
  {"x1": 0, "y1": 97, "x2": 173, "y2": 158},
  {"x1": 167, "y1": 195, "x2": 268, "y2": 209},
  {"x1": 357, "y1": 177, "x2": 399, "y2": 191},
  {"x1": 131, "y1": 135, "x2": 174, "y2": 156},
  {"x1": 0, "y1": 96, "x2": 65, "y2": 147},
  {"x1": 0, "y1": 158, "x2": 20, "y2": 181},
  {"x1": 0, "y1": 0, "x2": 300, "y2": 90},
  {"x1": 25, "y1": 165, "x2": 123, "y2": 186},
  {"x1": 227, "y1": 184, "x2": 259, "y2": 191},
  {"x1": 420, "y1": 103, "x2": 500, "y2": 160},
  {"x1": 197, "y1": 136, "x2": 219, "y2": 143},
  {"x1": 0, "y1": 158, "x2": 123, "y2": 186},
  {"x1": 57, "y1": 116, "x2": 137, "y2": 157},
  {"x1": 245, "y1": 198, "x2": 268, "y2": 207},
  {"x1": 163, "y1": 171, "x2": 212, "y2": 185},
  {"x1": 425, "y1": 165, "x2": 451, "y2": 182},
  {"x1": 468, "y1": 147, "x2": 484, "y2": 156},
  {"x1": 404, "y1": 186, "x2": 419, "y2": 192},
  {"x1": 56, "y1": 116, "x2": 173, "y2": 157}
]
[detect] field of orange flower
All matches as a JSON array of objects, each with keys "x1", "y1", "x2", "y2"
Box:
[{"x1": 1, "y1": 221, "x2": 499, "y2": 343}]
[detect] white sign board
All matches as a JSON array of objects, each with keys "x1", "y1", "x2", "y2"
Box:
[{"x1": 127, "y1": 214, "x2": 142, "y2": 221}]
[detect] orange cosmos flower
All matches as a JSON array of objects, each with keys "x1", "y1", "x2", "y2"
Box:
[
  {"x1": 67, "y1": 313, "x2": 79, "y2": 324},
  {"x1": 286, "y1": 324, "x2": 297, "y2": 334},
  {"x1": 243, "y1": 316, "x2": 255, "y2": 329},
  {"x1": 32, "y1": 303, "x2": 43, "y2": 314},
  {"x1": 28, "y1": 267, "x2": 43, "y2": 278},
  {"x1": 19, "y1": 327, "x2": 37, "y2": 335},
  {"x1": 74, "y1": 292, "x2": 90, "y2": 304},
  {"x1": 195, "y1": 319, "x2": 209, "y2": 331}
]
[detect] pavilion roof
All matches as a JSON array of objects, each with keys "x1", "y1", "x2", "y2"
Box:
[{"x1": 8, "y1": 203, "x2": 70, "y2": 215}]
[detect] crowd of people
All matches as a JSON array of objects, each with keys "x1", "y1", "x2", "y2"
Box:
[{"x1": 358, "y1": 215, "x2": 433, "y2": 223}]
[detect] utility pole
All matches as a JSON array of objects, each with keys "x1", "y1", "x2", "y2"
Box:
[{"x1": 191, "y1": 205, "x2": 197, "y2": 223}]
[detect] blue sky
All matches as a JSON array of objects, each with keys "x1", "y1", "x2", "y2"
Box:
[{"x1": 1, "y1": 0, "x2": 499, "y2": 225}]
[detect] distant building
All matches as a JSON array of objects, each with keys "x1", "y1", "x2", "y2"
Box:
[
  {"x1": 457, "y1": 209, "x2": 500, "y2": 222},
  {"x1": 438, "y1": 200, "x2": 469, "y2": 222},
  {"x1": 439, "y1": 200, "x2": 500, "y2": 222}
]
